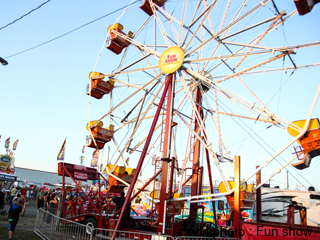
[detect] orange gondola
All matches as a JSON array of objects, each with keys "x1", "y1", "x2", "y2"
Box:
[
  {"x1": 139, "y1": 0, "x2": 168, "y2": 16},
  {"x1": 288, "y1": 119, "x2": 320, "y2": 169},
  {"x1": 86, "y1": 72, "x2": 114, "y2": 99},
  {"x1": 86, "y1": 122, "x2": 114, "y2": 149},
  {"x1": 106, "y1": 23, "x2": 133, "y2": 55}
]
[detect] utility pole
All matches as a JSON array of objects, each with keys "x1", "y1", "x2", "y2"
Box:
[{"x1": 287, "y1": 170, "x2": 289, "y2": 189}]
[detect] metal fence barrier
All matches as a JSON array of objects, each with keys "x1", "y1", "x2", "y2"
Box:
[
  {"x1": 34, "y1": 209, "x2": 238, "y2": 240},
  {"x1": 34, "y1": 208, "x2": 92, "y2": 240},
  {"x1": 92, "y1": 228, "x2": 175, "y2": 240}
]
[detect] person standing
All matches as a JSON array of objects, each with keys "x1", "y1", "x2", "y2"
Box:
[
  {"x1": 36, "y1": 189, "x2": 45, "y2": 209},
  {"x1": 9, "y1": 186, "x2": 17, "y2": 205},
  {"x1": 0, "y1": 186, "x2": 5, "y2": 212},
  {"x1": 47, "y1": 193, "x2": 58, "y2": 224},
  {"x1": 111, "y1": 191, "x2": 131, "y2": 228},
  {"x1": 7, "y1": 198, "x2": 23, "y2": 240},
  {"x1": 1, "y1": 183, "x2": 6, "y2": 193},
  {"x1": 16, "y1": 194, "x2": 27, "y2": 217}
]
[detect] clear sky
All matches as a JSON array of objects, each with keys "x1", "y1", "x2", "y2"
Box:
[{"x1": 1, "y1": 0, "x2": 320, "y2": 191}]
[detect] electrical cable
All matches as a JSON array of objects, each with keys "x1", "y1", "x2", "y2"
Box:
[
  {"x1": 5, "y1": 0, "x2": 140, "y2": 59},
  {"x1": 0, "y1": 0, "x2": 52, "y2": 31}
]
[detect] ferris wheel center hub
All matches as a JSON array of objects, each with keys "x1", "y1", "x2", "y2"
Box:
[{"x1": 159, "y1": 46, "x2": 184, "y2": 74}]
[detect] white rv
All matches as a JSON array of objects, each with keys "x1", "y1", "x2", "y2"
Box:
[{"x1": 261, "y1": 187, "x2": 320, "y2": 226}]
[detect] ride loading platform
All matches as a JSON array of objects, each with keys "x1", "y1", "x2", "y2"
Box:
[{"x1": 57, "y1": 162, "x2": 137, "y2": 231}]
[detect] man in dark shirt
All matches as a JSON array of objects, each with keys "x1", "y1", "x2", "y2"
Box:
[
  {"x1": 36, "y1": 189, "x2": 45, "y2": 209},
  {"x1": 7, "y1": 198, "x2": 23, "y2": 240},
  {"x1": 0, "y1": 186, "x2": 5, "y2": 211},
  {"x1": 112, "y1": 191, "x2": 131, "y2": 228}
]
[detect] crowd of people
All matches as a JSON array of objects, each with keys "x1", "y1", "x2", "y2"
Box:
[
  {"x1": 36, "y1": 188, "x2": 60, "y2": 210},
  {"x1": 0, "y1": 183, "x2": 27, "y2": 240}
]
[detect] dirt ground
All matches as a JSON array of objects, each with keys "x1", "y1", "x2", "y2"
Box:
[{"x1": 0, "y1": 214, "x2": 40, "y2": 239}]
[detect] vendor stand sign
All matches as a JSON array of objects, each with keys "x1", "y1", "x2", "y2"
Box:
[{"x1": 0, "y1": 154, "x2": 15, "y2": 174}]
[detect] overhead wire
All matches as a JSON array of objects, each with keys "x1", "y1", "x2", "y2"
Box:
[
  {"x1": 5, "y1": 0, "x2": 140, "y2": 59},
  {"x1": 0, "y1": 0, "x2": 52, "y2": 31}
]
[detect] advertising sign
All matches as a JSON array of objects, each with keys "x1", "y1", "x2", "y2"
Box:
[
  {"x1": 159, "y1": 46, "x2": 185, "y2": 74},
  {"x1": 0, "y1": 154, "x2": 15, "y2": 175}
]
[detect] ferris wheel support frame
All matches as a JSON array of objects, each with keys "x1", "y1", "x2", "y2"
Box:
[{"x1": 111, "y1": 74, "x2": 174, "y2": 239}]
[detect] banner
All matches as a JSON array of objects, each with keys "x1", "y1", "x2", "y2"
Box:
[
  {"x1": 0, "y1": 154, "x2": 15, "y2": 175},
  {"x1": 57, "y1": 138, "x2": 66, "y2": 160},
  {"x1": 5, "y1": 137, "x2": 10, "y2": 149},
  {"x1": 90, "y1": 149, "x2": 99, "y2": 168},
  {"x1": 82, "y1": 145, "x2": 85, "y2": 153},
  {"x1": 13, "y1": 139, "x2": 19, "y2": 151}
]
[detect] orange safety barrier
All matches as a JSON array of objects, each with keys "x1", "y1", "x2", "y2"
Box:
[{"x1": 139, "y1": 0, "x2": 168, "y2": 16}]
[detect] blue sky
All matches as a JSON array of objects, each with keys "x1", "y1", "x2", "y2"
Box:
[{"x1": 1, "y1": 0, "x2": 320, "y2": 191}]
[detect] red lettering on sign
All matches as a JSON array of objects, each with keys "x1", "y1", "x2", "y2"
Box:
[
  {"x1": 164, "y1": 54, "x2": 178, "y2": 64},
  {"x1": 74, "y1": 171, "x2": 88, "y2": 181}
]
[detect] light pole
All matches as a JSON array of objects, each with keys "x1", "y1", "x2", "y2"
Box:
[{"x1": 0, "y1": 57, "x2": 8, "y2": 66}]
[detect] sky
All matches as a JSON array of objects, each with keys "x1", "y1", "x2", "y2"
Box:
[{"x1": 1, "y1": 0, "x2": 320, "y2": 191}]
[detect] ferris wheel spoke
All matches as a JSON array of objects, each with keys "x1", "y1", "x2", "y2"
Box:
[
  {"x1": 237, "y1": 13, "x2": 286, "y2": 70},
  {"x1": 176, "y1": 110, "x2": 230, "y2": 191},
  {"x1": 186, "y1": 0, "x2": 270, "y2": 58},
  {"x1": 215, "y1": 51, "x2": 292, "y2": 84},
  {"x1": 204, "y1": 0, "x2": 249, "y2": 70},
  {"x1": 220, "y1": 14, "x2": 283, "y2": 41},
  {"x1": 117, "y1": 53, "x2": 152, "y2": 73},
  {"x1": 182, "y1": 67, "x2": 288, "y2": 129},
  {"x1": 106, "y1": 64, "x2": 159, "y2": 77},
  {"x1": 95, "y1": 74, "x2": 163, "y2": 128},
  {"x1": 153, "y1": 5, "x2": 180, "y2": 42},
  {"x1": 178, "y1": 0, "x2": 188, "y2": 46},
  {"x1": 149, "y1": 2, "x2": 171, "y2": 47},
  {"x1": 205, "y1": 11, "x2": 296, "y2": 73},
  {"x1": 183, "y1": 1, "x2": 217, "y2": 52},
  {"x1": 211, "y1": 63, "x2": 320, "y2": 79}
]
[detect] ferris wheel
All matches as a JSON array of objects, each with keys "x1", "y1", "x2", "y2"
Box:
[{"x1": 85, "y1": 0, "x2": 320, "y2": 195}]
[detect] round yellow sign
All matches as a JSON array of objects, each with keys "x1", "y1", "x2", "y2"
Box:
[{"x1": 159, "y1": 46, "x2": 184, "y2": 74}]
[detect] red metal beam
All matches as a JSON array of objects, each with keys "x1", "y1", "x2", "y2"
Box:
[
  {"x1": 173, "y1": 174, "x2": 193, "y2": 193},
  {"x1": 190, "y1": 87, "x2": 202, "y2": 219},
  {"x1": 205, "y1": 146, "x2": 218, "y2": 227},
  {"x1": 63, "y1": 166, "x2": 101, "y2": 214},
  {"x1": 110, "y1": 169, "x2": 162, "y2": 219},
  {"x1": 62, "y1": 163, "x2": 65, "y2": 218},
  {"x1": 233, "y1": 156, "x2": 240, "y2": 230},
  {"x1": 168, "y1": 157, "x2": 175, "y2": 197},
  {"x1": 256, "y1": 165, "x2": 262, "y2": 222},
  {"x1": 157, "y1": 74, "x2": 175, "y2": 234},
  {"x1": 111, "y1": 74, "x2": 173, "y2": 240}
]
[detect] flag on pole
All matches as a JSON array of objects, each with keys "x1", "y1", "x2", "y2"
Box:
[
  {"x1": 57, "y1": 138, "x2": 66, "y2": 160},
  {"x1": 5, "y1": 137, "x2": 10, "y2": 149},
  {"x1": 91, "y1": 149, "x2": 99, "y2": 167},
  {"x1": 8, "y1": 150, "x2": 14, "y2": 157},
  {"x1": 80, "y1": 156, "x2": 84, "y2": 165},
  {"x1": 13, "y1": 139, "x2": 19, "y2": 151},
  {"x1": 0, "y1": 135, "x2": 2, "y2": 144},
  {"x1": 82, "y1": 145, "x2": 85, "y2": 153}
]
